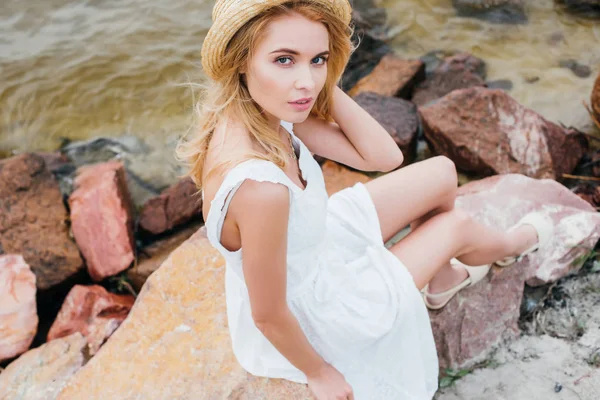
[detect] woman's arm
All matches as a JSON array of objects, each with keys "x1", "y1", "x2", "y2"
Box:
[
  {"x1": 228, "y1": 179, "x2": 325, "y2": 377},
  {"x1": 293, "y1": 85, "x2": 404, "y2": 172}
]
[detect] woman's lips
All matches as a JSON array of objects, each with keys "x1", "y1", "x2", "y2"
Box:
[{"x1": 288, "y1": 98, "x2": 313, "y2": 111}]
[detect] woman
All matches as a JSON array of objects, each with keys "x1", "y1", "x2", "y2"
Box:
[{"x1": 176, "y1": 1, "x2": 553, "y2": 398}]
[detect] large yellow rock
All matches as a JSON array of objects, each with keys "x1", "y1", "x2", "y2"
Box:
[
  {"x1": 322, "y1": 160, "x2": 372, "y2": 195},
  {"x1": 58, "y1": 227, "x2": 312, "y2": 399},
  {"x1": 58, "y1": 163, "x2": 372, "y2": 399}
]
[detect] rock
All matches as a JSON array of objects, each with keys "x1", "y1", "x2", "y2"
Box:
[
  {"x1": 555, "y1": 0, "x2": 600, "y2": 19},
  {"x1": 127, "y1": 221, "x2": 203, "y2": 291},
  {"x1": 0, "y1": 333, "x2": 89, "y2": 400},
  {"x1": 138, "y1": 177, "x2": 203, "y2": 236},
  {"x1": 558, "y1": 59, "x2": 592, "y2": 78},
  {"x1": 419, "y1": 50, "x2": 485, "y2": 78},
  {"x1": 353, "y1": 91, "x2": 420, "y2": 162},
  {"x1": 36, "y1": 151, "x2": 72, "y2": 174},
  {"x1": 0, "y1": 153, "x2": 84, "y2": 290},
  {"x1": 452, "y1": 0, "x2": 527, "y2": 24},
  {"x1": 412, "y1": 53, "x2": 487, "y2": 106},
  {"x1": 547, "y1": 32, "x2": 566, "y2": 46},
  {"x1": 573, "y1": 184, "x2": 595, "y2": 207},
  {"x1": 430, "y1": 173, "x2": 600, "y2": 370},
  {"x1": 434, "y1": 52, "x2": 487, "y2": 79},
  {"x1": 0, "y1": 254, "x2": 38, "y2": 362},
  {"x1": 578, "y1": 149, "x2": 600, "y2": 178},
  {"x1": 485, "y1": 79, "x2": 513, "y2": 91},
  {"x1": 428, "y1": 258, "x2": 523, "y2": 371},
  {"x1": 61, "y1": 135, "x2": 186, "y2": 209},
  {"x1": 347, "y1": 54, "x2": 425, "y2": 99},
  {"x1": 340, "y1": 16, "x2": 391, "y2": 92},
  {"x1": 57, "y1": 228, "x2": 312, "y2": 399},
  {"x1": 457, "y1": 174, "x2": 600, "y2": 286},
  {"x1": 322, "y1": 160, "x2": 372, "y2": 195},
  {"x1": 524, "y1": 75, "x2": 540, "y2": 84},
  {"x1": 419, "y1": 87, "x2": 588, "y2": 179},
  {"x1": 573, "y1": 183, "x2": 600, "y2": 208},
  {"x1": 47, "y1": 284, "x2": 135, "y2": 355},
  {"x1": 591, "y1": 71, "x2": 600, "y2": 128},
  {"x1": 69, "y1": 161, "x2": 135, "y2": 281}
]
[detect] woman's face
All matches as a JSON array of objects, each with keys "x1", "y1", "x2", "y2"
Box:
[{"x1": 242, "y1": 12, "x2": 330, "y2": 126}]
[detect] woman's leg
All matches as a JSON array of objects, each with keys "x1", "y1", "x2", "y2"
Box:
[
  {"x1": 365, "y1": 154, "x2": 538, "y2": 305},
  {"x1": 388, "y1": 208, "x2": 538, "y2": 297},
  {"x1": 364, "y1": 155, "x2": 458, "y2": 243},
  {"x1": 365, "y1": 155, "x2": 461, "y2": 298}
]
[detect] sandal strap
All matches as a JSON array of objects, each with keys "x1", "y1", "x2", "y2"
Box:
[
  {"x1": 515, "y1": 242, "x2": 540, "y2": 262},
  {"x1": 423, "y1": 278, "x2": 472, "y2": 299}
]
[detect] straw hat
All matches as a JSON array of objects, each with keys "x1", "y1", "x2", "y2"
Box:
[{"x1": 201, "y1": 0, "x2": 353, "y2": 80}]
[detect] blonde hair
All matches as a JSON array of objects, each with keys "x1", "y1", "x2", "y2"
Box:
[{"x1": 175, "y1": 0, "x2": 356, "y2": 191}]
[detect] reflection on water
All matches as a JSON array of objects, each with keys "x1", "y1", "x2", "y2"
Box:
[{"x1": 0, "y1": 0, "x2": 599, "y2": 157}]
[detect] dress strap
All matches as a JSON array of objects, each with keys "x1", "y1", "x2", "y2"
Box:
[{"x1": 204, "y1": 158, "x2": 298, "y2": 256}]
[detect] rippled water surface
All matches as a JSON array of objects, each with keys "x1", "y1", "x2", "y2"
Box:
[
  {"x1": 1, "y1": 0, "x2": 599, "y2": 157},
  {"x1": 382, "y1": 0, "x2": 600, "y2": 130}
]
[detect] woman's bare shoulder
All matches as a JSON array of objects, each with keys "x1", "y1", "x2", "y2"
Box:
[
  {"x1": 230, "y1": 179, "x2": 291, "y2": 229},
  {"x1": 201, "y1": 120, "x2": 277, "y2": 220}
]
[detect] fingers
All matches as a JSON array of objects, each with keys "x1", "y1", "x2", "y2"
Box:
[{"x1": 346, "y1": 385, "x2": 354, "y2": 400}]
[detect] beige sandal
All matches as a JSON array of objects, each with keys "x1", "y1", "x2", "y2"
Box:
[
  {"x1": 495, "y1": 212, "x2": 553, "y2": 267},
  {"x1": 422, "y1": 258, "x2": 491, "y2": 310}
]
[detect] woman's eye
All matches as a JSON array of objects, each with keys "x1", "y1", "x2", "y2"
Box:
[
  {"x1": 276, "y1": 56, "x2": 292, "y2": 65},
  {"x1": 313, "y1": 56, "x2": 328, "y2": 65}
]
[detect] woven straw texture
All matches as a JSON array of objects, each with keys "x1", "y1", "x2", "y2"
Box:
[{"x1": 201, "y1": 0, "x2": 352, "y2": 80}]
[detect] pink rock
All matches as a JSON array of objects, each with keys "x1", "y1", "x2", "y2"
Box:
[
  {"x1": 430, "y1": 173, "x2": 600, "y2": 370},
  {"x1": 69, "y1": 161, "x2": 135, "y2": 281},
  {"x1": 420, "y1": 87, "x2": 588, "y2": 179},
  {"x1": 429, "y1": 265, "x2": 523, "y2": 371},
  {"x1": 0, "y1": 254, "x2": 38, "y2": 362},
  {"x1": 47, "y1": 284, "x2": 135, "y2": 355},
  {"x1": 139, "y1": 177, "x2": 202, "y2": 235},
  {"x1": 457, "y1": 174, "x2": 600, "y2": 286}
]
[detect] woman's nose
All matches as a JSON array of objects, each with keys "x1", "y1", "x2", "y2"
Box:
[{"x1": 294, "y1": 65, "x2": 316, "y2": 91}]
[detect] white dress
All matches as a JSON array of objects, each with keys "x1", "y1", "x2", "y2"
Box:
[{"x1": 204, "y1": 120, "x2": 439, "y2": 399}]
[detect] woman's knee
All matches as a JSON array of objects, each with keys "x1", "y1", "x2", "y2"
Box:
[
  {"x1": 443, "y1": 208, "x2": 472, "y2": 231},
  {"x1": 434, "y1": 155, "x2": 458, "y2": 190},
  {"x1": 428, "y1": 155, "x2": 458, "y2": 207}
]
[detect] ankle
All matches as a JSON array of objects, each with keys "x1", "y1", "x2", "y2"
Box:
[
  {"x1": 428, "y1": 263, "x2": 468, "y2": 293},
  {"x1": 509, "y1": 225, "x2": 539, "y2": 256}
]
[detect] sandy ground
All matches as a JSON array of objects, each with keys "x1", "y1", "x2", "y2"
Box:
[{"x1": 436, "y1": 268, "x2": 600, "y2": 400}]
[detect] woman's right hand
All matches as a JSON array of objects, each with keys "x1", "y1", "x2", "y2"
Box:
[{"x1": 307, "y1": 362, "x2": 354, "y2": 400}]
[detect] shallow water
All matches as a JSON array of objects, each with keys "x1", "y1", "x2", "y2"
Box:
[
  {"x1": 382, "y1": 0, "x2": 600, "y2": 130},
  {"x1": 0, "y1": 0, "x2": 598, "y2": 158}
]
